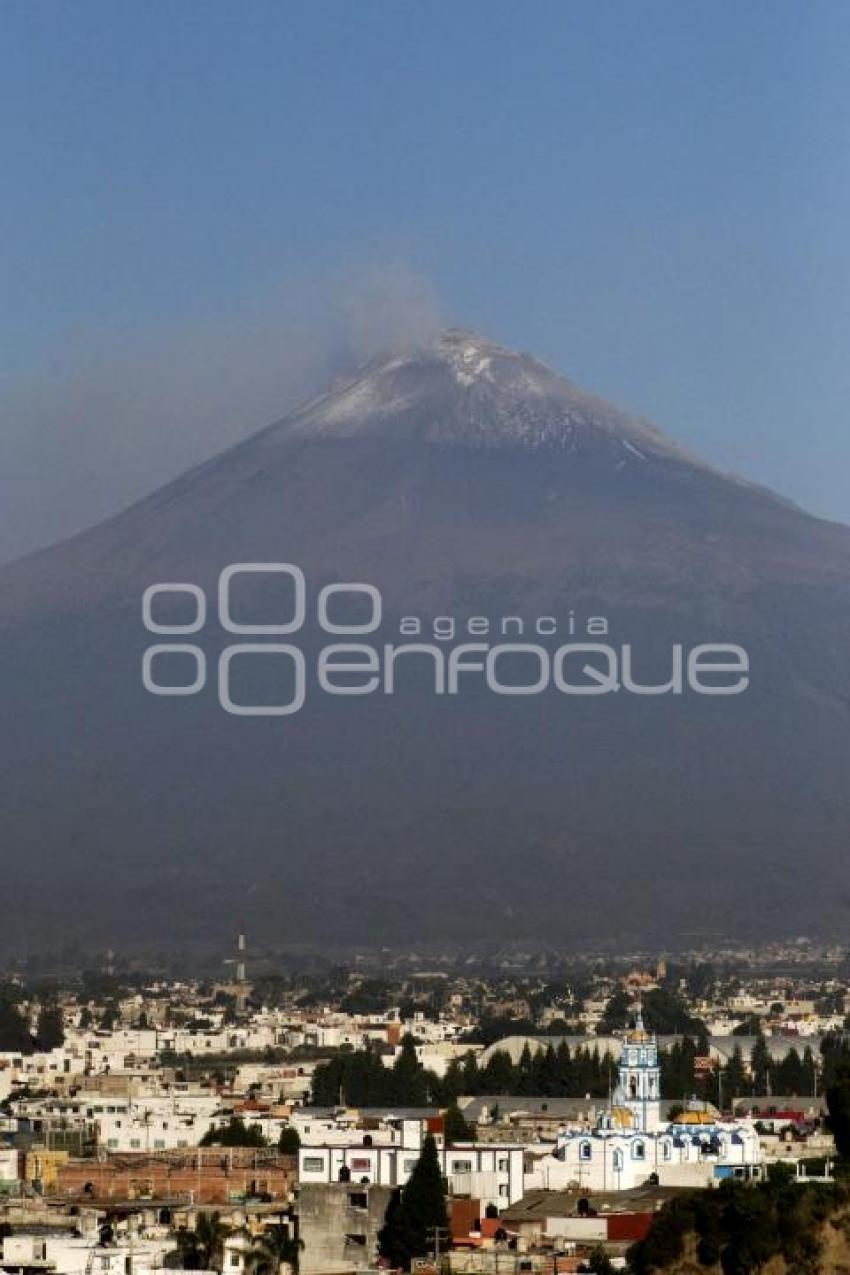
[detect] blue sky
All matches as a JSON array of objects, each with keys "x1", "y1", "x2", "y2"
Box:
[{"x1": 3, "y1": 0, "x2": 850, "y2": 555}]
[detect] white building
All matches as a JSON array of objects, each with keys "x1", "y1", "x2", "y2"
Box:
[
  {"x1": 297, "y1": 1123, "x2": 524, "y2": 1211},
  {"x1": 0, "y1": 1234, "x2": 183, "y2": 1275},
  {"x1": 528, "y1": 1011, "x2": 763, "y2": 1193}
]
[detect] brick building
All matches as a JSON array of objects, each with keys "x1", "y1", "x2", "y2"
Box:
[{"x1": 55, "y1": 1148, "x2": 296, "y2": 1205}]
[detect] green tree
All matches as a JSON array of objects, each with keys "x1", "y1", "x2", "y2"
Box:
[
  {"x1": 0, "y1": 998, "x2": 33, "y2": 1054},
  {"x1": 100, "y1": 1002, "x2": 119, "y2": 1030},
  {"x1": 443, "y1": 1104, "x2": 472, "y2": 1143},
  {"x1": 582, "y1": 1246, "x2": 615, "y2": 1274},
  {"x1": 751, "y1": 1034, "x2": 770, "y2": 1092},
  {"x1": 723, "y1": 1047, "x2": 748, "y2": 1105},
  {"x1": 826, "y1": 1062, "x2": 850, "y2": 1159},
  {"x1": 642, "y1": 988, "x2": 705, "y2": 1036},
  {"x1": 249, "y1": 1225, "x2": 303, "y2": 1275},
  {"x1": 479, "y1": 1049, "x2": 515, "y2": 1093},
  {"x1": 732, "y1": 1014, "x2": 763, "y2": 1037},
  {"x1": 199, "y1": 1117, "x2": 267, "y2": 1148},
  {"x1": 597, "y1": 990, "x2": 630, "y2": 1034},
  {"x1": 377, "y1": 1188, "x2": 406, "y2": 1269},
  {"x1": 378, "y1": 1134, "x2": 447, "y2": 1268},
  {"x1": 172, "y1": 1228, "x2": 203, "y2": 1269},
  {"x1": 173, "y1": 1214, "x2": 231, "y2": 1270},
  {"x1": 35, "y1": 1003, "x2": 65, "y2": 1051},
  {"x1": 392, "y1": 1035, "x2": 429, "y2": 1105},
  {"x1": 277, "y1": 1126, "x2": 301, "y2": 1154}
]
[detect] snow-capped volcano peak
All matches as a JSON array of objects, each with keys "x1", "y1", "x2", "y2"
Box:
[
  {"x1": 272, "y1": 327, "x2": 698, "y2": 469},
  {"x1": 434, "y1": 329, "x2": 504, "y2": 386}
]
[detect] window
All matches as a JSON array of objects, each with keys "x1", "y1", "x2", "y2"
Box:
[
  {"x1": 451, "y1": 1159, "x2": 473, "y2": 1174},
  {"x1": 579, "y1": 1142, "x2": 592, "y2": 1161},
  {"x1": 498, "y1": 1157, "x2": 509, "y2": 1172},
  {"x1": 633, "y1": 1141, "x2": 646, "y2": 1160},
  {"x1": 498, "y1": 1184, "x2": 508, "y2": 1197},
  {"x1": 612, "y1": 1150, "x2": 623, "y2": 1171},
  {"x1": 349, "y1": 1192, "x2": 368, "y2": 1211},
  {"x1": 130, "y1": 1139, "x2": 141, "y2": 1149},
  {"x1": 302, "y1": 1156, "x2": 324, "y2": 1172},
  {"x1": 403, "y1": 1158, "x2": 418, "y2": 1173}
]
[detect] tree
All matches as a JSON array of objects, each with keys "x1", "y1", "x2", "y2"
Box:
[
  {"x1": 199, "y1": 1117, "x2": 267, "y2": 1148},
  {"x1": 392, "y1": 1035, "x2": 429, "y2": 1105},
  {"x1": 597, "y1": 990, "x2": 630, "y2": 1035},
  {"x1": 249, "y1": 1225, "x2": 303, "y2": 1275},
  {"x1": 311, "y1": 1043, "x2": 432, "y2": 1107},
  {"x1": 660, "y1": 1038, "x2": 697, "y2": 1100},
  {"x1": 732, "y1": 1015, "x2": 763, "y2": 1037},
  {"x1": 100, "y1": 1003, "x2": 119, "y2": 1030},
  {"x1": 172, "y1": 1229, "x2": 203, "y2": 1270},
  {"x1": 723, "y1": 1048, "x2": 748, "y2": 1106},
  {"x1": 751, "y1": 1034, "x2": 770, "y2": 1093},
  {"x1": 581, "y1": 1247, "x2": 615, "y2": 1274},
  {"x1": 642, "y1": 988, "x2": 705, "y2": 1036},
  {"x1": 479, "y1": 1049, "x2": 514, "y2": 1093},
  {"x1": 378, "y1": 1134, "x2": 447, "y2": 1269},
  {"x1": 377, "y1": 1188, "x2": 406, "y2": 1270},
  {"x1": 826, "y1": 1062, "x2": 850, "y2": 1159},
  {"x1": 173, "y1": 1214, "x2": 231, "y2": 1270},
  {"x1": 35, "y1": 1003, "x2": 65, "y2": 1051},
  {"x1": 277, "y1": 1126, "x2": 301, "y2": 1154},
  {"x1": 0, "y1": 998, "x2": 33, "y2": 1054},
  {"x1": 443, "y1": 1104, "x2": 472, "y2": 1143}
]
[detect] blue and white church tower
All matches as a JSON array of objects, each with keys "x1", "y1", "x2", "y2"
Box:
[{"x1": 612, "y1": 1005, "x2": 662, "y2": 1132}]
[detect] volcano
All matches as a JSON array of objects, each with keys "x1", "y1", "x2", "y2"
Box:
[{"x1": 2, "y1": 329, "x2": 849, "y2": 954}]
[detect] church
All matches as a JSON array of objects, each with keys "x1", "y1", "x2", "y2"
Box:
[{"x1": 528, "y1": 1010, "x2": 764, "y2": 1191}]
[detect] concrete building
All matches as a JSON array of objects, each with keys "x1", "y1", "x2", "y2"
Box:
[{"x1": 299, "y1": 1182, "x2": 394, "y2": 1274}]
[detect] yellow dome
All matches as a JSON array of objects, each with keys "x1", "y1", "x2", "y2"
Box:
[
  {"x1": 676, "y1": 1111, "x2": 714, "y2": 1126},
  {"x1": 610, "y1": 1106, "x2": 636, "y2": 1128}
]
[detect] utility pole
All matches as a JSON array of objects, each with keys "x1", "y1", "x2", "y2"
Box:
[{"x1": 429, "y1": 1225, "x2": 449, "y2": 1272}]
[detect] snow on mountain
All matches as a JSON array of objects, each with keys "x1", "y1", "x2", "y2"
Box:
[{"x1": 274, "y1": 328, "x2": 700, "y2": 464}]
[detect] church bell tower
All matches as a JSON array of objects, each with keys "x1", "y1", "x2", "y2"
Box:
[{"x1": 614, "y1": 1006, "x2": 662, "y2": 1132}]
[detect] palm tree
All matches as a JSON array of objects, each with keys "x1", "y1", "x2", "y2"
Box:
[
  {"x1": 197, "y1": 1213, "x2": 232, "y2": 1269},
  {"x1": 249, "y1": 1226, "x2": 303, "y2": 1275},
  {"x1": 171, "y1": 1228, "x2": 201, "y2": 1270},
  {"x1": 172, "y1": 1213, "x2": 232, "y2": 1270}
]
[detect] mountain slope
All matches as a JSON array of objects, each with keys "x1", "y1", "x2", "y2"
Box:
[{"x1": 1, "y1": 330, "x2": 849, "y2": 953}]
